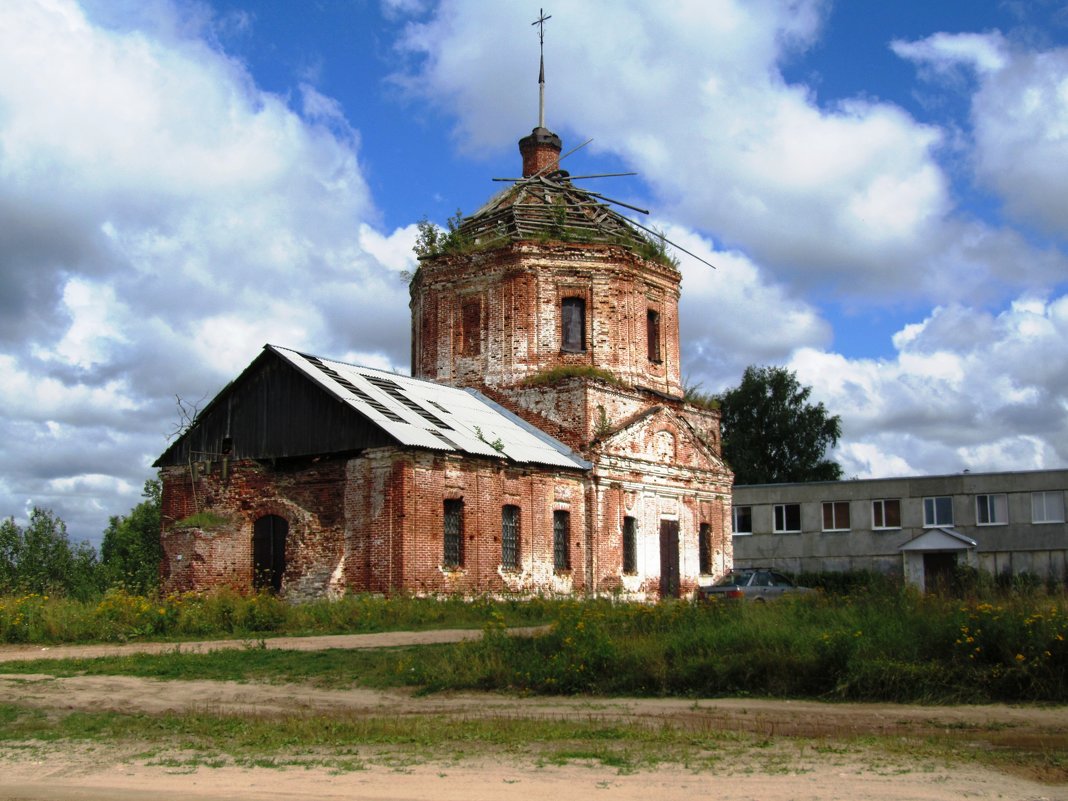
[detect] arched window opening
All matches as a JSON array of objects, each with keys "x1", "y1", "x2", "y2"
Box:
[{"x1": 252, "y1": 515, "x2": 288, "y2": 593}]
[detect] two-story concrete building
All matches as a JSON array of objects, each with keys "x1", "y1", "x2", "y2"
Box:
[{"x1": 732, "y1": 469, "x2": 1068, "y2": 591}]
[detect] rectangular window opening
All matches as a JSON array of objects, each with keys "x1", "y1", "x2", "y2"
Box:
[
  {"x1": 976, "y1": 494, "x2": 1007, "y2": 526},
  {"x1": 646, "y1": 309, "x2": 661, "y2": 362},
  {"x1": 622, "y1": 516, "x2": 637, "y2": 575},
  {"x1": 501, "y1": 505, "x2": 520, "y2": 570},
  {"x1": 443, "y1": 499, "x2": 464, "y2": 568},
  {"x1": 872, "y1": 499, "x2": 901, "y2": 529},
  {"x1": 821, "y1": 501, "x2": 851, "y2": 532},
  {"x1": 560, "y1": 297, "x2": 586, "y2": 353},
  {"x1": 923, "y1": 496, "x2": 954, "y2": 527},
  {"x1": 732, "y1": 505, "x2": 752, "y2": 535},
  {"x1": 773, "y1": 503, "x2": 801, "y2": 533},
  {"x1": 553, "y1": 510, "x2": 571, "y2": 571},
  {"x1": 699, "y1": 523, "x2": 713, "y2": 574},
  {"x1": 461, "y1": 300, "x2": 481, "y2": 357},
  {"x1": 1032, "y1": 491, "x2": 1066, "y2": 523}
]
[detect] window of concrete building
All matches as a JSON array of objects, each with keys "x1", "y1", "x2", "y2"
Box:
[
  {"x1": 501, "y1": 504, "x2": 520, "y2": 570},
  {"x1": 444, "y1": 499, "x2": 464, "y2": 568},
  {"x1": 923, "y1": 496, "x2": 953, "y2": 527},
  {"x1": 976, "y1": 494, "x2": 1007, "y2": 526},
  {"x1": 1032, "y1": 491, "x2": 1066, "y2": 524},
  {"x1": 622, "y1": 516, "x2": 637, "y2": 574},
  {"x1": 699, "y1": 523, "x2": 713, "y2": 574},
  {"x1": 732, "y1": 505, "x2": 752, "y2": 535},
  {"x1": 460, "y1": 300, "x2": 481, "y2": 356},
  {"x1": 872, "y1": 498, "x2": 901, "y2": 529},
  {"x1": 553, "y1": 510, "x2": 571, "y2": 571},
  {"x1": 773, "y1": 503, "x2": 801, "y2": 533},
  {"x1": 560, "y1": 297, "x2": 585, "y2": 352},
  {"x1": 822, "y1": 501, "x2": 850, "y2": 532},
  {"x1": 646, "y1": 309, "x2": 661, "y2": 362}
]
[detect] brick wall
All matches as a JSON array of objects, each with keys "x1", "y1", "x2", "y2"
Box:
[{"x1": 411, "y1": 242, "x2": 683, "y2": 396}]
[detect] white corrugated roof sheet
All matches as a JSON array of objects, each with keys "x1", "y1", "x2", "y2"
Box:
[{"x1": 271, "y1": 345, "x2": 590, "y2": 471}]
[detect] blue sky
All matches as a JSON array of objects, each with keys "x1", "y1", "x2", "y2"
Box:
[{"x1": 1, "y1": 0, "x2": 1067, "y2": 546}]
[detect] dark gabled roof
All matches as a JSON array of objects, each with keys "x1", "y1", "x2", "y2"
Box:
[
  {"x1": 455, "y1": 172, "x2": 656, "y2": 254},
  {"x1": 156, "y1": 345, "x2": 590, "y2": 471}
]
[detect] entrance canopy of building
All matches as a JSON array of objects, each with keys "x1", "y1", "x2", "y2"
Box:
[{"x1": 899, "y1": 527, "x2": 977, "y2": 553}]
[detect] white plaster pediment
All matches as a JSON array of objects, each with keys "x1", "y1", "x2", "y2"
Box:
[{"x1": 596, "y1": 405, "x2": 727, "y2": 474}]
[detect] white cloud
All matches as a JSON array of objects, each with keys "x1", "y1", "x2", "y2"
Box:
[
  {"x1": 891, "y1": 32, "x2": 1009, "y2": 76},
  {"x1": 790, "y1": 295, "x2": 1068, "y2": 477},
  {"x1": 896, "y1": 30, "x2": 1068, "y2": 240},
  {"x1": 0, "y1": 0, "x2": 408, "y2": 542},
  {"x1": 396, "y1": 2, "x2": 1068, "y2": 304},
  {"x1": 663, "y1": 222, "x2": 830, "y2": 388}
]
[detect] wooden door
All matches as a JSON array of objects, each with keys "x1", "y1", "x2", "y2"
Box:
[
  {"x1": 659, "y1": 520, "x2": 680, "y2": 599},
  {"x1": 253, "y1": 515, "x2": 288, "y2": 592}
]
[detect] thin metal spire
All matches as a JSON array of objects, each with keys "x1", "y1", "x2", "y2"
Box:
[{"x1": 532, "y1": 9, "x2": 551, "y2": 129}]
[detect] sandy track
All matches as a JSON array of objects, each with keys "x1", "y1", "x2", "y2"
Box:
[{"x1": 1, "y1": 630, "x2": 1066, "y2": 801}]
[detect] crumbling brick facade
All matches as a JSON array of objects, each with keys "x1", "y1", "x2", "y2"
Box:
[{"x1": 158, "y1": 124, "x2": 733, "y2": 601}]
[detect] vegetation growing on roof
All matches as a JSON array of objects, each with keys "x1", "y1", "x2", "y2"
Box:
[
  {"x1": 523, "y1": 365, "x2": 625, "y2": 388},
  {"x1": 174, "y1": 511, "x2": 231, "y2": 530},
  {"x1": 634, "y1": 228, "x2": 679, "y2": 268},
  {"x1": 410, "y1": 180, "x2": 680, "y2": 270},
  {"x1": 412, "y1": 210, "x2": 473, "y2": 260},
  {"x1": 683, "y1": 380, "x2": 721, "y2": 411}
]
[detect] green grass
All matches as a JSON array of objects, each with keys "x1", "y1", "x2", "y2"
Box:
[
  {"x1": 0, "y1": 644, "x2": 438, "y2": 688},
  {"x1": 0, "y1": 590, "x2": 557, "y2": 644},
  {"x1": 0, "y1": 702, "x2": 1060, "y2": 780},
  {"x1": 3, "y1": 588, "x2": 1067, "y2": 704},
  {"x1": 0, "y1": 702, "x2": 733, "y2": 773}
]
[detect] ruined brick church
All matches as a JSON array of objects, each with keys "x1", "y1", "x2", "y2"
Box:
[{"x1": 157, "y1": 67, "x2": 734, "y2": 600}]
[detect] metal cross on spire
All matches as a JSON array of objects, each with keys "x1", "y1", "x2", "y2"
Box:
[{"x1": 532, "y1": 8, "x2": 551, "y2": 129}]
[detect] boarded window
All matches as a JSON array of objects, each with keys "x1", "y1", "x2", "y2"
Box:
[
  {"x1": 553, "y1": 510, "x2": 571, "y2": 571},
  {"x1": 461, "y1": 300, "x2": 481, "y2": 356},
  {"x1": 699, "y1": 523, "x2": 713, "y2": 574},
  {"x1": 444, "y1": 499, "x2": 464, "y2": 568},
  {"x1": 501, "y1": 505, "x2": 520, "y2": 570},
  {"x1": 622, "y1": 516, "x2": 637, "y2": 574},
  {"x1": 647, "y1": 309, "x2": 661, "y2": 362},
  {"x1": 561, "y1": 297, "x2": 585, "y2": 352}
]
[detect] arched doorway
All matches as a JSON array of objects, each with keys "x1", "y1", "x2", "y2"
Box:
[{"x1": 253, "y1": 515, "x2": 288, "y2": 592}]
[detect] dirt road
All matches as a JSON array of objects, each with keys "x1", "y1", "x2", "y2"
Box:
[{"x1": 1, "y1": 630, "x2": 1065, "y2": 801}]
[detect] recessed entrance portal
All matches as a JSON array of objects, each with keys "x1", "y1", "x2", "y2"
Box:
[
  {"x1": 253, "y1": 515, "x2": 288, "y2": 592},
  {"x1": 659, "y1": 519, "x2": 680, "y2": 598},
  {"x1": 923, "y1": 551, "x2": 956, "y2": 594}
]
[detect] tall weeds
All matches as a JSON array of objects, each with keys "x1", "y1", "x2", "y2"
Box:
[{"x1": 1, "y1": 588, "x2": 1065, "y2": 703}]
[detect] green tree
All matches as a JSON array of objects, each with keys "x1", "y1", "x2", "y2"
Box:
[
  {"x1": 100, "y1": 479, "x2": 162, "y2": 594},
  {"x1": 717, "y1": 365, "x2": 843, "y2": 485},
  {"x1": 0, "y1": 517, "x2": 19, "y2": 593},
  {"x1": 0, "y1": 509, "x2": 101, "y2": 599}
]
